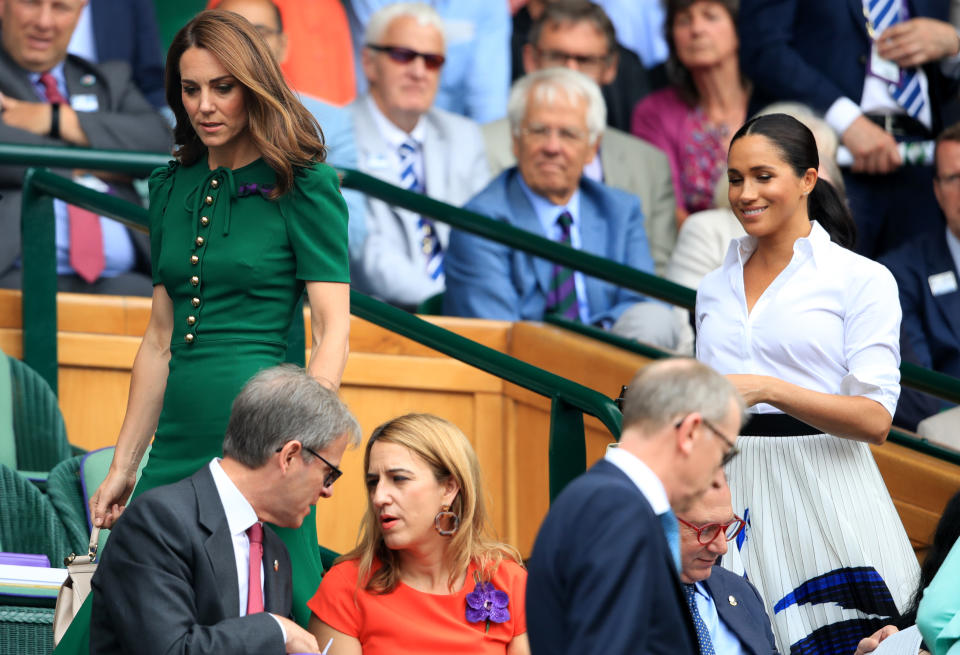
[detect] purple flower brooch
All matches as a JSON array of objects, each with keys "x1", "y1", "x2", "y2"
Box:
[{"x1": 465, "y1": 572, "x2": 510, "y2": 633}]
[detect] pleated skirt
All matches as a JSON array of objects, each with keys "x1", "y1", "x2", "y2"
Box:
[{"x1": 721, "y1": 433, "x2": 919, "y2": 655}]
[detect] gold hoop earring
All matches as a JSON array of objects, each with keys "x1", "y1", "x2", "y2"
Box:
[{"x1": 434, "y1": 504, "x2": 460, "y2": 536}]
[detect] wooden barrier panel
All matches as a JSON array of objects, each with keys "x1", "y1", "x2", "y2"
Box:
[{"x1": 1, "y1": 290, "x2": 957, "y2": 560}]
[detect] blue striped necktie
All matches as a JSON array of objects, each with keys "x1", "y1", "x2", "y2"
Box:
[
  {"x1": 865, "y1": 0, "x2": 926, "y2": 119},
  {"x1": 398, "y1": 139, "x2": 443, "y2": 280},
  {"x1": 545, "y1": 211, "x2": 579, "y2": 321},
  {"x1": 684, "y1": 584, "x2": 717, "y2": 655}
]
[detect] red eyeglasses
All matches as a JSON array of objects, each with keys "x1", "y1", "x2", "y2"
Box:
[
  {"x1": 677, "y1": 515, "x2": 746, "y2": 545},
  {"x1": 366, "y1": 44, "x2": 446, "y2": 70}
]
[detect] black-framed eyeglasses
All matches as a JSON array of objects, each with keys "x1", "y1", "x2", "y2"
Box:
[
  {"x1": 675, "y1": 416, "x2": 740, "y2": 466},
  {"x1": 365, "y1": 44, "x2": 446, "y2": 70},
  {"x1": 677, "y1": 515, "x2": 746, "y2": 545},
  {"x1": 534, "y1": 47, "x2": 613, "y2": 71},
  {"x1": 275, "y1": 442, "x2": 343, "y2": 488}
]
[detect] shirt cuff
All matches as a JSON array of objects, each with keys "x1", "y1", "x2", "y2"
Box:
[
  {"x1": 270, "y1": 614, "x2": 287, "y2": 645},
  {"x1": 941, "y1": 30, "x2": 960, "y2": 78},
  {"x1": 825, "y1": 97, "x2": 864, "y2": 136}
]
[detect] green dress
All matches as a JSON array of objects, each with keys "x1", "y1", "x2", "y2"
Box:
[{"x1": 54, "y1": 156, "x2": 349, "y2": 654}]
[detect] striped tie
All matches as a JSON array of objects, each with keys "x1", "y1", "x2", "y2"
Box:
[
  {"x1": 865, "y1": 0, "x2": 926, "y2": 119},
  {"x1": 545, "y1": 211, "x2": 579, "y2": 321},
  {"x1": 398, "y1": 140, "x2": 443, "y2": 280}
]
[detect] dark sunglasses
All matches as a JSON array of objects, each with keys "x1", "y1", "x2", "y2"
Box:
[
  {"x1": 275, "y1": 442, "x2": 343, "y2": 488},
  {"x1": 677, "y1": 515, "x2": 746, "y2": 545},
  {"x1": 366, "y1": 44, "x2": 446, "y2": 70}
]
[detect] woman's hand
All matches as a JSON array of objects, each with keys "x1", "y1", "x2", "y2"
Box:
[
  {"x1": 89, "y1": 467, "x2": 138, "y2": 528},
  {"x1": 854, "y1": 625, "x2": 899, "y2": 655},
  {"x1": 726, "y1": 374, "x2": 779, "y2": 407}
]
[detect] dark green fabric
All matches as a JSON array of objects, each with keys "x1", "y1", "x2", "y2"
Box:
[{"x1": 8, "y1": 356, "x2": 71, "y2": 474}]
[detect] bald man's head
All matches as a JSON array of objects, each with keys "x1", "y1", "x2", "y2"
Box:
[{"x1": 215, "y1": 0, "x2": 288, "y2": 63}]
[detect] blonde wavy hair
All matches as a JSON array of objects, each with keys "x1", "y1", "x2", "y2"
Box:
[
  {"x1": 165, "y1": 9, "x2": 325, "y2": 197},
  {"x1": 342, "y1": 414, "x2": 521, "y2": 594}
]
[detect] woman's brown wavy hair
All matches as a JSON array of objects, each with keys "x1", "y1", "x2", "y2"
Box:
[{"x1": 165, "y1": 9, "x2": 325, "y2": 197}]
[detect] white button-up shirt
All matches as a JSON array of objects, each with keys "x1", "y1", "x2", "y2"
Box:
[{"x1": 695, "y1": 221, "x2": 901, "y2": 417}]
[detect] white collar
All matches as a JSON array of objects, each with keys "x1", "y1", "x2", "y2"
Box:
[
  {"x1": 365, "y1": 94, "x2": 427, "y2": 151},
  {"x1": 208, "y1": 459, "x2": 259, "y2": 538},
  {"x1": 604, "y1": 445, "x2": 671, "y2": 515},
  {"x1": 724, "y1": 220, "x2": 830, "y2": 270}
]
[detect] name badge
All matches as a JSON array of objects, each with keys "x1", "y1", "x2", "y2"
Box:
[
  {"x1": 928, "y1": 270, "x2": 959, "y2": 296},
  {"x1": 869, "y1": 43, "x2": 900, "y2": 84},
  {"x1": 70, "y1": 94, "x2": 99, "y2": 112}
]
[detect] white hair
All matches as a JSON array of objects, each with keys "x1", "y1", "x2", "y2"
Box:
[
  {"x1": 507, "y1": 68, "x2": 607, "y2": 144},
  {"x1": 364, "y1": 2, "x2": 445, "y2": 49}
]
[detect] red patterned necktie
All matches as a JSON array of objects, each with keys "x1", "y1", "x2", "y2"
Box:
[
  {"x1": 39, "y1": 72, "x2": 105, "y2": 283},
  {"x1": 246, "y1": 522, "x2": 264, "y2": 614}
]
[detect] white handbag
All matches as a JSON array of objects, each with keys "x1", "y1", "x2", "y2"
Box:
[{"x1": 53, "y1": 527, "x2": 100, "y2": 646}]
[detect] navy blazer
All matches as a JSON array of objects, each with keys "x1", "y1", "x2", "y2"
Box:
[
  {"x1": 444, "y1": 168, "x2": 655, "y2": 325},
  {"x1": 91, "y1": 466, "x2": 293, "y2": 655},
  {"x1": 881, "y1": 229, "x2": 960, "y2": 377},
  {"x1": 90, "y1": 0, "x2": 165, "y2": 109},
  {"x1": 703, "y1": 566, "x2": 780, "y2": 655},
  {"x1": 526, "y1": 459, "x2": 698, "y2": 655},
  {"x1": 739, "y1": 0, "x2": 951, "y2": 124}
]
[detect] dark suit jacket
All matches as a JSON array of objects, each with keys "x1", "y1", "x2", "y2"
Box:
[
  {"x1": 90, "y1": 466, "x2": 292, "y2": 655},
  {"x1": 703, "y1": 566, "x2": 779, "y2": 655},
  {"x1": 443, "y1": 168, "x2": 655, "y2": 325},
  {"x1": 525, "y1": 459, "x2": 698, "y2": 655},
  {"x1": 739, "y1": 0, "x2": 953, "y2": 126},
  {"x1": 880, "y1": 229, "x2": 959, "y2": 427},
  {"x1": 0, "y1": 44, "x2": 171, "y2": 279},
  {"x1": 90, "y1": 0, "x2": 166, "y2": 109}
]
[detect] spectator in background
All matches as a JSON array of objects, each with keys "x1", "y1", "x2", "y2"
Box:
[
  {"x1": 493, "y1": 0, "x2": 677, "y2": 274},
  {"x1": 677, "y1": 472, "x2": 778, "y2": 655},
  {"x1": 446, "y1": 68, "x2": 681, "y2": 351},
  {"x1": 214, "y1": 0, "x2": 368, "y2": 258},
  {"x1": 880, "y1": 123, "x2": 960, "y2": 429},
  {"x1": 66, "y1": 0, "x2": 166, "y2": 110},
  {"x1": 632, "y1": 0, "x2": 747, "y2": 226},
  {"x1": 738, "y1": 0, "x2": 960, "y2": 259},
  {"x1": 510, "y1": 0, "x2": 667, "y2": 132},
  {"x1": 350, "y1": 2, "x2": 489, "y2": 311},
  {"x1": 346, "y1": 0, "x2": 510, "y2": 123},
  {"x1": 593, "y1": 0, "x2": 669, "y2": 69},
  {"x1": 0, "y1": 0, "x2": 171, "y2": 295},
  {"x1": 208, "y1": 0, "x2": 357, "y2": 106}
]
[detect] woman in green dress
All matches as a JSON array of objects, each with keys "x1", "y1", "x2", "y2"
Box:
[{"x1": 58, "y1": 10, "x2": 350, "y2": 650}]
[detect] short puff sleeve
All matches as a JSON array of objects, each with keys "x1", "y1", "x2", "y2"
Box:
[
  {"x1": 278, "y1": 162, "x2": 350, "y2": 283},
  {"x1": 307, "y1": 560, "x2": 361, "y2": 638},
  {"x1": 146, "y1": 161, "x2": 178, "y2": 285}
]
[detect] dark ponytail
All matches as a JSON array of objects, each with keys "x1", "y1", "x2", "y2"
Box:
[{"x1": 731, "y1": 113, "x2": 857, "y2": 249}]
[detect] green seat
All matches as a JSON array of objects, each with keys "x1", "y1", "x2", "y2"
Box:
[
  {"x1": 0, "y1": 606, "x2": 55, "y2": 655},
  {"x1": 0, "y1": 463, "x2": 72, "y2": 566},
  {"x1": 318, "y1": 545, "x2": 340, "y2": 573},
  {"x1": 8, "y1": 356, "x2": 71, "y2": 476},
  {"x1": 45, "y1": 456, "x2": 88, "y2": 557}
]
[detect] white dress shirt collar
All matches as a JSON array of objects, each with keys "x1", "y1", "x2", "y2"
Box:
[
  {"x1": 946, "y1": 226, "x2": 960, "y2": 275},
  {"x1": 209, "y1": 458, "x2": 259, "y2": 537},
  {"x1": 726, "y1": 220, "x2": 827, "y2": 271},
  {"x1": 365, "y1": 94, "x2": 427, "y2": 150},
  {"x1": 604, "y1": 445, "x2": 671, "y2": 515}
]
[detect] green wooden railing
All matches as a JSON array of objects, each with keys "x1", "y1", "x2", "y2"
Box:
[
  {"x1": 17, "y1": 168, "x2": 619, "y2": 500},
  {"x1": 7, "y1": 144, "x2": 960, "y2": 470}
]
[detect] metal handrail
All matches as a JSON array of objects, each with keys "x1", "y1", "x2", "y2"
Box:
[{"x1": 19, "y1": 167, "x2": 620, "y2": 499}]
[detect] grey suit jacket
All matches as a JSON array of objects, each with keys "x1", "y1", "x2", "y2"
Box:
[
  {"x1": 481, "y1": 118, "x2": 677, "y2": 274},
  {"x1": 703, "y1": 566, "x2": 780, "y2": 655},
  {"x1": 0, "y1": 46, "x2": 171, "y2": 277},
  {"x1": 91, "y1": 466, "x2": 292, "y2": 655},
  {"x1": 349, "y1": 96, "x2": 491, "y2": 309}
]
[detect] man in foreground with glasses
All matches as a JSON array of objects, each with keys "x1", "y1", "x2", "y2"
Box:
[
  {"x1": 445, "y1": 66, "x2": 681, "y2": 350},
  {"x1": 91, "y1": 365, "x2": 361, "y2": 655},
  {"x1": 526, "y1": 358, "x2": 745, "y2": 655},
  {"x1": 678, "y1": 472, "x2": 779, "y2": 655},
  {"x1": 348, "y1": 1, "x2": 490, "y2": 311}
]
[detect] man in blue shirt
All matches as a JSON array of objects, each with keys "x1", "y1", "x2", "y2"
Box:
[{"x1": 677, "y1": 473, "x2": 779, "y2": 655}]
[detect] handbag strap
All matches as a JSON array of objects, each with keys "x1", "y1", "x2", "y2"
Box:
[{"x1": 66, "y1": 527, "x2": 101, "y2": 566}]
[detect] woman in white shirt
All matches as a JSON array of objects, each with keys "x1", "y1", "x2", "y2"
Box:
[{"x1": 696, "y1": 113, "x2": 919, "y2": 655}]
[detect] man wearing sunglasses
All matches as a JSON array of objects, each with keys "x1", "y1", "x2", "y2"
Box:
[
  {"x1": 526, "y1": 359, "x2": 745, "y2": 655},
  {"x1": 349, "y1": 2, "x2": 491, "y2": 311},
  {"x1": 678, "y1": 473, "x2": 779, "y2": 655},
  {"x1": 91, "y1": 365, "x2": 361, "y2": 655}
]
